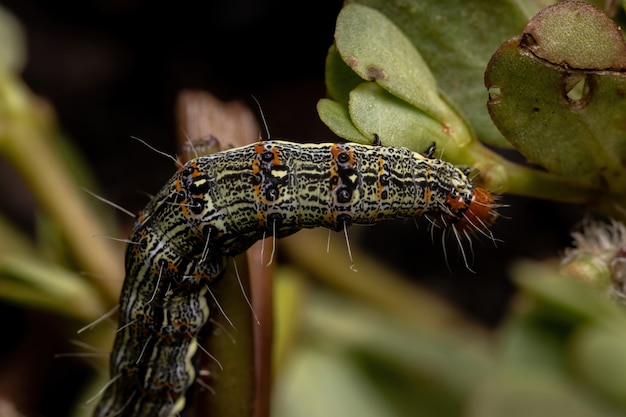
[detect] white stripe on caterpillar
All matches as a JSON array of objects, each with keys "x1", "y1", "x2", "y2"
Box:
[{"x1": 93, "y1": 140, "x2": 498, "y2": 417}]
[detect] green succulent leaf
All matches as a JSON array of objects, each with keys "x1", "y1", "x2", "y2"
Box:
[
  {"x1": 328, "y1": 3, "x2": 488, "y2": 167},
  {"x1": 325, "y1": 44, "x2": 364, "y2": 107},
  {"x1": 352, "y1": 0, "x2": 539, "y2": 148},
  {"x1": 317, "y1": 98, "x2": 371, "y2": 144},
  {"x1": 334, "y1": 4, "x2": 449, "y2": 122},
  {"x1": 347, "y1": 82, "x2": 459, "y2": 156},
  {"x1": 523, "y1": 1, "x2": 626, "y2": 69},
  {"x1": 485, "y1": 0, "x2": 626, "y2": 193}
]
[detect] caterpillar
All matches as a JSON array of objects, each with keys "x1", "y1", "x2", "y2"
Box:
[{"x1": 93, "y1": 139, "x2": 498, "y2": 417}]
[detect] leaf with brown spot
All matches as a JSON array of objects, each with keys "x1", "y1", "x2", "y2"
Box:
[{"x1": 485, "y1": 0, "x2": 626, "y2": 195}]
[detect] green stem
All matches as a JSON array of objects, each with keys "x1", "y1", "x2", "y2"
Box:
[{"x1": 465, "y1": 143, "x2": 602, "y2": 205}]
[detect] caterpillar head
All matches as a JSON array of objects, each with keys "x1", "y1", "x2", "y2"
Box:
[
  {"x1": 432, "y1": 185, "x2": 500, "y2": 271},
  {"x1": 444, "y1": 186, "x2": 498, "y2": 234}
]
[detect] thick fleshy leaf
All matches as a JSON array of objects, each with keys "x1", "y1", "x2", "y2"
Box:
[
  {"x1": 317, "y1": 98, "x2": 371, "y2": 144},
  {"x1": 321, "y1": 80, "x2": 606, "y2": 201},
  {"x1": 324, "y1": 44, "x2": 364, "y2": 107},
  {"x1": 485, "y1": 1, "x2": 626, "y2": 192},
  {"x1": 346, "y1": 82, "x2": 511, "y2": 170},
  {"x1": 523, "y1": 1, "x2": 626, "y2": 69},
  {"x1": 354, "y1": 0, "x2": 538, "y2": 148},
  {"x1": 334, "y1": 4, "x2": 451, "y2": 123},
  {"x1": 348, "y1": 82, "x2": 451, "y2": 154}
]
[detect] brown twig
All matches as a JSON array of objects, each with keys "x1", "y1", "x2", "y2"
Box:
[{"x1": 175, "y1": 90, "x2": 272, "y2": 417}]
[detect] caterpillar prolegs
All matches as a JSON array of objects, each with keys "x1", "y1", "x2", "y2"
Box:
[{"x1": 93, "y1": 140, "x2": 498, "y2": 417}]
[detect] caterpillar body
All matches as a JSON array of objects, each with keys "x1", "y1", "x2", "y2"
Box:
[{"x1": 94, "y1": 140, "x2": 497, "y2": 417}]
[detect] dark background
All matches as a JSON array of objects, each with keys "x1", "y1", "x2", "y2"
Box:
[
  {"x1": 0, "y1": 2, "x2": 584, "y2": 415},
  {"x1": 2, "y1": 1, "x2": 343, "y2": 210}
]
